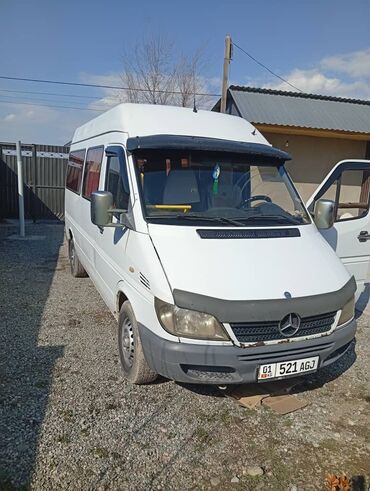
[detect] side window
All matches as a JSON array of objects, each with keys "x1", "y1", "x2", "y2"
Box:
[
  {"x1": 336, "y1": 169, "x2": 370, "y2": 221},
  {"x1": 313, "y1": 165, "x2": 370, "y2": 222},
  {"x1": 66, "y1": 149, "x2": 85, "y2": 193},
  {"x1": 316, "y1": 179, "x2": 338, "y2": 203},
  {"x1": 106, "y1": 155, "x2": 130, "y2": 209},
  {"x1": 82, "y1": 146, "x2": 104, "y2": 199}
]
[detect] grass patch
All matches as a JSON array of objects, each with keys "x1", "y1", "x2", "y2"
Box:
[
  {"x1": 56, "y1": 434, "x2": 70, "y2": 444},
  {"x1": 61, "y1": 409, "x2": 74, "y2": 421},
  {"x1": 319, "y1": 438, "x2": 340, "y2": 452},
  {"x1": 194, "y1": 427, "x2": 212, "y2": 444},
  {"x1": 93, "y1": 447, "x2": 109, "y2": 459}
]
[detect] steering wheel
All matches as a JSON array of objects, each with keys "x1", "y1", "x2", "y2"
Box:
[{"x1": 238, "y1": 194, "x2": 272, "y2": 209}]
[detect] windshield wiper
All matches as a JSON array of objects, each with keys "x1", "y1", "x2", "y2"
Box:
[
  {"x1": 149, "y1": 213, "x2": 245, "y2": 226},
  {"x1": 179, "y1": 214, "x2": 246, "y2": 226},
  {"x1": 230, "y1": 214, "x2": 302, "y2": 225}
]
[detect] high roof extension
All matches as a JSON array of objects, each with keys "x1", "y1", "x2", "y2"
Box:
[
  {"x1": 213, "y1": 86, "x2": 370, "y2": 137},
  {"x1": 71, "y1": 103, "x2": 268, "y2": 146}
]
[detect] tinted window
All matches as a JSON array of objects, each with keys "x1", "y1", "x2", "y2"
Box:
[
  {"x1": 82, "y1": 146, "x2": 104, "y2": 199},
  {"x1": 106, "y1": 155, "x2": 130, "y2": 209},
  {"x1": 66, "y1": 149, "x2": 85, "y2": 193},
  {"x1": 133, "y1": 150, "x2": 310, "y2": 226}
]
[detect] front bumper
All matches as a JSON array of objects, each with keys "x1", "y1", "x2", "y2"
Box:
[{"x1": 139, "y1": 319, "x2": 356, "y2": 384}]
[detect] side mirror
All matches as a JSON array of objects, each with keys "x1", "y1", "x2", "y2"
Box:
[
  {"x1": 91, "y1": 191, "x2": 129, "y2": 228},
  {"x1": 313, "y1": 199, "x2": 335, "y2": 229},
  {"x1": 91, "y1": 191, "x2": 113, "y2": 227}
]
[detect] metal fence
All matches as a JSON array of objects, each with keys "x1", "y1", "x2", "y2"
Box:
[{"x1": 0, "y1": 142, "x2": 69, "y2": 221}]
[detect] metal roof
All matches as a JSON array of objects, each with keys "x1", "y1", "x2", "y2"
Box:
[{"x1": 226, "y1": 86, "x2": 370, "y2": 134}]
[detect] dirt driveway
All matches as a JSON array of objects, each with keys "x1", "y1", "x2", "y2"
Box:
[{"x1": 0, "y1": 223, "x2": 369, "y2": 490}]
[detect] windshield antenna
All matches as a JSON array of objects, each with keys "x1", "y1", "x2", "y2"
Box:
[
  {"x1": 193, "y1": 93, "x2": 198, "y2": 113},
  {"x1": 192, "y1": 66, "x2": 198, "y2": 113}
]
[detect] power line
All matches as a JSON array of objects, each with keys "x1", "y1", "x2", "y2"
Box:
[
  {"x1": 232, "y1": 42, "x2": 303, "y2": 93},
  {"x1": 0, "y1": 87, "x2": 100, "y2": 100},
  {"x1": 0, "y1": 92, "x2": 108, "y2": 107},
  {"x1": 0, "y1": 75, "x2": 221, "y2": 97},
  {"x1": 0, "y1": 99, "x2": 104, "y2": 112}
]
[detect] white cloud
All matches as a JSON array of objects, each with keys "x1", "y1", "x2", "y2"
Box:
[
  {"x1": 3, "y1": 113, "x2": 16, "y2": 122},
  {"x1": 0, "y1": 103, "x2": 94, "y2": 145},
  {"x1": 80, "y1": 72, "x2": 124, "y2": 110},
  {"x1": 321, "y1": 48, "x2": 370, "y2": 78},
  {"x1": 266, "y1": 68, "x2": 370, "y2": 99},
  {"x1": 207, "y1": 76, "x2": 222, "y2": 90},
  {"x1": 248, "y1": 48, "x2": 370, "y2": 100}
]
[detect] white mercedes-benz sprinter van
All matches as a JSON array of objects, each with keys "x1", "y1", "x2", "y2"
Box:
[{"x1": 65, "y1": 103, "x2": 369, "y2": 385}]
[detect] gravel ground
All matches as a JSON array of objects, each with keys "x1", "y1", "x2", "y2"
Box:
[{"x1": 0, "y1": 222, "x2": 369, "y2": 491}]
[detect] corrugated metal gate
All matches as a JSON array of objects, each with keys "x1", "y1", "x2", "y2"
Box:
[{"x1": 0, "y1": 142, "x2": 69, "y2": 221}]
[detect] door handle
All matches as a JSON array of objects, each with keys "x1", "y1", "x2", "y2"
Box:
[{"x1": 358, "y1": 231, "x2": 370, "y2": 242}]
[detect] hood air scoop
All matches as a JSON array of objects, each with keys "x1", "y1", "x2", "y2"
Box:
[{"x1": 196, "y1": 229, "x2": 300, "y2": 239}]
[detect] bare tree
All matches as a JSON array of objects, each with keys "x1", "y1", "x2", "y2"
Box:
[
  {"x1": 174, "y1": 48, "x2": 210, "y2": 108},
  {"x1": 120, "y1": 35, "x2": 209, "y2": 108}
]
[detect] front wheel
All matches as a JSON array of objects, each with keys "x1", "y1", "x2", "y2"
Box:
[{"x1": 118, "y1": 301, "x2": 158, "y2": 384}]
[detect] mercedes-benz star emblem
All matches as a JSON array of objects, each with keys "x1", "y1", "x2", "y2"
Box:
[{"x1": 278, "y1": 313, "x2": 301, "y2": 337}]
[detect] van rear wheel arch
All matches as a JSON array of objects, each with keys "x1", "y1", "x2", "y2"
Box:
[{"x1": 68, "y1": 235, "x2": 88, "y2": 278}]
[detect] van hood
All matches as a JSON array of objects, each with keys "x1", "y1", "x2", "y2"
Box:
[{"x1": 148, "y1": 223, "x2": 351, "y2": 303}]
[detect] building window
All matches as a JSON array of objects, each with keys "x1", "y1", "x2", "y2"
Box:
[
  {"x1": 106, "y1": 155, "x2": 130, "y2": 210},
  {"x1": 82, "y1": 146, "x2": 104, "y2": 199},
  {"x1": 66, "y1": 149, "x2": 85, "y2": 193}
]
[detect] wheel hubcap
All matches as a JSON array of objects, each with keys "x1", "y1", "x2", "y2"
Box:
[{"x1": 121, "y1": 318, "x2": 134, "y2": 368}]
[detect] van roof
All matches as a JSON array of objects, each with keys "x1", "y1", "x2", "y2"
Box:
[{"x1": 71, "y1": 103, "x2": 269, "y2": 146}]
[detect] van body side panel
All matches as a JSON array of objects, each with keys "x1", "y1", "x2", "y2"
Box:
[
  {"x1": 66, "y1": 131, "x2": 173, "y2": 319},
  {"x1": 123, "y1": 232, "x2": 176, "y2": 340},
  {"x1": 116, "y1": 279, "x2": 178, "y2": 344},
  {"x1": 66, "y1": 134, "x2": 125, "y2": 312}
]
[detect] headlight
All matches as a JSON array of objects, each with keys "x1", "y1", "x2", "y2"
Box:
[
  {"x1": 337, "y1": 296, "x2": 355, "y2": 327},
  {"x1": 155, "y1": 298, "x2": 229, "y2": 341}
]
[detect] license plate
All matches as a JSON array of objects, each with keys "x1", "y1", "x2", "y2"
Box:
[{"x1": 258, "y1": 356, "x2": 319, "y2": 380}]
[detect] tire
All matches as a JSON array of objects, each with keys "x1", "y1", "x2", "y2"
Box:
[
  {"x1": 118, "y1": 301, "x2": 158, "y2": 384},
  {"x1": 68, "y1": 238, "x2": 88, "y2": 278}
]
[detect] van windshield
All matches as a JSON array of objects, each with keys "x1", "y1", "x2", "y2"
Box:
[{"x1": 133, "y1": 149, "x2": 310, "y2": 226}]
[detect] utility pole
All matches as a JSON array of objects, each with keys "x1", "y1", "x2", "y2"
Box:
[{"x1": 220, "y1": 35, "x2": 232, "y2": 113}]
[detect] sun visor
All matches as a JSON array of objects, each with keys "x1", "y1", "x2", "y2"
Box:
[{"x1": 126, "y1": 134, "x2": 291, "y2": 161}]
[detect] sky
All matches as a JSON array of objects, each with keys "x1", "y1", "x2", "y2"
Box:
[{"x1": 0, "y1": 0, "x2": 369, "y2": 144}]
